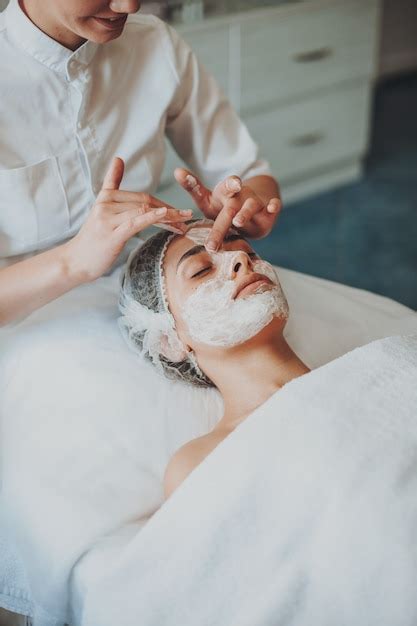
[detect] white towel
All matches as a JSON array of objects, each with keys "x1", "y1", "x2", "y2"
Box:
[{"x1": 81, "y1": 334, "x2": 417, "y2": 626}]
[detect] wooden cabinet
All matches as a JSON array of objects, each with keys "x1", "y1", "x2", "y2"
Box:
[
  {"x1": 158, "y1": 0, "x2": 381, "y2": 205},
  {"x1": 244, "y1": 83, "x2": 372, "y2": 185},
  {"x1": 239, "y1": 1, "x2": 379, "y2": 112}
]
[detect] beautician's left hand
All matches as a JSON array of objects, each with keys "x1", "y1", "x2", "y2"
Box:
[{"x1": 174, "y1": 167, "x2": 282, "y2": 252}]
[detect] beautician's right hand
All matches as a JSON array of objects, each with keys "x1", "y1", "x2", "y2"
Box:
[{"x1": 62, "y1": 157, "x2": 192, "y2": 283}]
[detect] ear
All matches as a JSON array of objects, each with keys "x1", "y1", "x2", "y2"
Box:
[{"x1": 159, "y1": 332, "x2": 189, "y2": 363}]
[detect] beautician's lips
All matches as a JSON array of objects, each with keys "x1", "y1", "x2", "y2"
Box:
[
  {"x1": 234, "y1": 273, "x2": 273, "y2": 299},
  {"x1": 92, "y1": 15, "x2": 128, "y2": 29}
]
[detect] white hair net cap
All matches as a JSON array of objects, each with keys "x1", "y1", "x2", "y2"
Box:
[{"x1": 117, "y1": 221, "x2": 215, "y2": 388}]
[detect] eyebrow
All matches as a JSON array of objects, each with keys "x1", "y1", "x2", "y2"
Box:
[
  {"x1": 176, "y1": 244, "x2": 206, "y2": 271},
  {"x1": 223, "y1": 233, "x2": 248, "y2": 244},
  {"x1": 175, "y1": 234, "x2": 251, "y2": 271}
]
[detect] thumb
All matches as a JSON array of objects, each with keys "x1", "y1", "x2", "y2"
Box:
[{"x1": 101, "y1": 156, "x2": 125, "y2": 191}]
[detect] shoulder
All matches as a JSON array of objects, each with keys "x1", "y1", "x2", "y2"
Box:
[{"x1": 163, "y1": 431, "x2": 225, "y2": 499}]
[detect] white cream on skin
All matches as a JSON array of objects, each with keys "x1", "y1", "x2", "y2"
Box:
[
  {"x1": 185, "y1": 174, "x2": 203, "y2": 198},
  {"x1": 180, "y1": 225, "x2": 289, "y2": 348}
]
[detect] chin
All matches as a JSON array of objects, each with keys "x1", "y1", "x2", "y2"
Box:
[
  {"x1": 84, "y1": 29, "x2": 124, "y2": 43},
  {"x1": 78, "y1": 19, "x2": 126, "y2": 43},
  {"x1": 199, "y1": 316, "x2": 288, "y2": 357},
  {"x1": 242, "y1": 315, "x2": 288, "y2": 348}
]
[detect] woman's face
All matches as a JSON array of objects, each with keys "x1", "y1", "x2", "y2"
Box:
[{"x1": 163, "y1": 224, "x2": 289, "y2": 354}]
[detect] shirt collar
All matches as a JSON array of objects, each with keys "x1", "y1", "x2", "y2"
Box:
[{"x1": 4, "y1": 0, "x2": 98, "y2": 75}]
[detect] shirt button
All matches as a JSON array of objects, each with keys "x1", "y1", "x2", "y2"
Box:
[{"x1": 77, "y1": 121, "x2": 82, "y2": 130}]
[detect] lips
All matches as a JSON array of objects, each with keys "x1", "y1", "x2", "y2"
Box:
[
  {"x1": 92, "y1": 14, "x2": 128, "y2": 30},
  {"x1": 234, "y1": 273, "x2": 273, "y2": 299}
]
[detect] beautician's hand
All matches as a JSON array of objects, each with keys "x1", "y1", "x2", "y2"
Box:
[
  {"x1": 63, "y1": 157, "x2": 192, "y2": 282},
  {"x1": 174, "y1": 167, "x2": 282, "y2": 252}
]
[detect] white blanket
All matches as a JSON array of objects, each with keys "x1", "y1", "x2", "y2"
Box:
[{"x1": 80, "y1": 334, "x2": 417, "y2": 626}]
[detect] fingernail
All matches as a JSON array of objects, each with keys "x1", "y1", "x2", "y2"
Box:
[
  {"x1": 233, "y1": 217, "x2": 244, "y2": 227},
  {"x1": 180, "y1": 209, "x2": 193, "y2": 216},
  {"x1": 206, "y1": 239, "x2": 218, "y2": 252},
  {"x1": 185, "y1": 174, "x2": 198, "y2": 189},
  {"x1": 156, "y1": 207, "x2": 167, "y2": 216},
  {"x1": 226, "y1": 178, "x2": 241, "y2": 193}
]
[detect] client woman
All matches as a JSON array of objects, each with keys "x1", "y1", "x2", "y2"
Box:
[{"x1": 118, "y1": 218, "x2": 310, "y2": 499}]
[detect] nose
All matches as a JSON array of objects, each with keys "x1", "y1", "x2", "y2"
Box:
[
  {"x1": 109, "y1": 0, "x2": 140, "y2": 13},
  {"x1": 229, "y1": 250, "x2": 253, "y2": 278}
]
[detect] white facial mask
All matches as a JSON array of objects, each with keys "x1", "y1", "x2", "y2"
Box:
[{"x1": 180, "y1": 226, "x2": 289, "y2": 348}]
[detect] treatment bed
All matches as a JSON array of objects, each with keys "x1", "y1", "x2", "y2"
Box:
[{"x1": 1, "y1": 243, "x2": 417, "y2": 626}]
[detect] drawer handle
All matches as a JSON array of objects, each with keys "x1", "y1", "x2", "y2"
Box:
[
  {"x1": 289, "y1": 131, "x2": 325, "y2": 147},
  {"x1": 292, "y1": 47, "x2": 333, "y2": 63}
]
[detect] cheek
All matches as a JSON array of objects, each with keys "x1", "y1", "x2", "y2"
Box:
[
  {"x1": 73, "y1": 1, "x2": 104, "y2": 16},
  {"x1": 168, "y1": 295, "x2": 184, "y2": 329},
  {"x1": 169, "y1": 302, "x2": 192, "y2": 345},
  {"x1": 164, "y1": 275, "x2": 190, "y2": 334}
]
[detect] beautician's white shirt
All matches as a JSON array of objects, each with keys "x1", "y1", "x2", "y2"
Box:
[{"x1": 0, "y1": 0, "x2": 271, "y2": 264}]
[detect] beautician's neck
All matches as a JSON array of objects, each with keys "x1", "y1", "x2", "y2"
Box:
[
  {"x1": 20, "y1": 1, "x2": 86, "y2": 50},
  {"x1": 210, "y1": 336, "x2": 310, "y2": 432}
]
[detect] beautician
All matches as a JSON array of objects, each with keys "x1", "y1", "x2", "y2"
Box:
[{"x1": 0, "y1": 0, "x2": 282, "y2": 325}]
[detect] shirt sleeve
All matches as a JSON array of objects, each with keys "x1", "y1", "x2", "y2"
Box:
[{"x1": 161, "y1": 22, "x2": 273, "y2": 189}]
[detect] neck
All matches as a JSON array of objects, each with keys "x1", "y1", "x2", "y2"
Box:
[
  {"x1": 207, "y1": 334, "x2": 310, "y2": 432},
  {"x1": 20, "y1": 0, "x2": 86, "y2": 51}
]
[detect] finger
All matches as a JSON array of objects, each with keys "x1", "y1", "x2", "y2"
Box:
[
  {"x1": 174, "y1": 167, "x2": 211, "y2": 210},
  {"x1": 266, "y1": 197, "x2": 282, "y2": 214},
  {"x1": 212, "y1": 175, "x2": 242, "y2": 202},
  {"x1": 113, "y1": 207, "x2": 173, "y2": 243},
  {"x1": 232, "y1": 197, "x2": 264, "y2": 228},
  {"x1": 101, "y1": 156, "x2": 125, "y2": 191},
  {"x1": 205, "y1": 201, "x2": 239, "y2": 252},
  {"x1": 99, "y1": 189, "x2": 187, "y2": 214},
  {"x1": 109, "y1": 200, "x2": 193, "y2": 219},
  {"x1": 107, "y1": 203, "x2": 192, "y2": 221},
  {"x1": 111, "y1": 206, "x2": 191, "y2": 227}
]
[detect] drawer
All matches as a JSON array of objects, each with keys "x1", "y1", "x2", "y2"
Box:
[
  {"x1": 243, "y1": 82, "x2": 372, "y2": 183},
  {"x1": 240, "y1": 0, "x2": 380, "y2": 111}
]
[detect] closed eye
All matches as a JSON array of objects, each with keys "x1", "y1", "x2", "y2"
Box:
[
  {"x1": 191, "y1": 266, "x2": 212, "y2": 278},
  {"x1": 190, "y1": 252, "x2": 257, "y2": 278}
]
